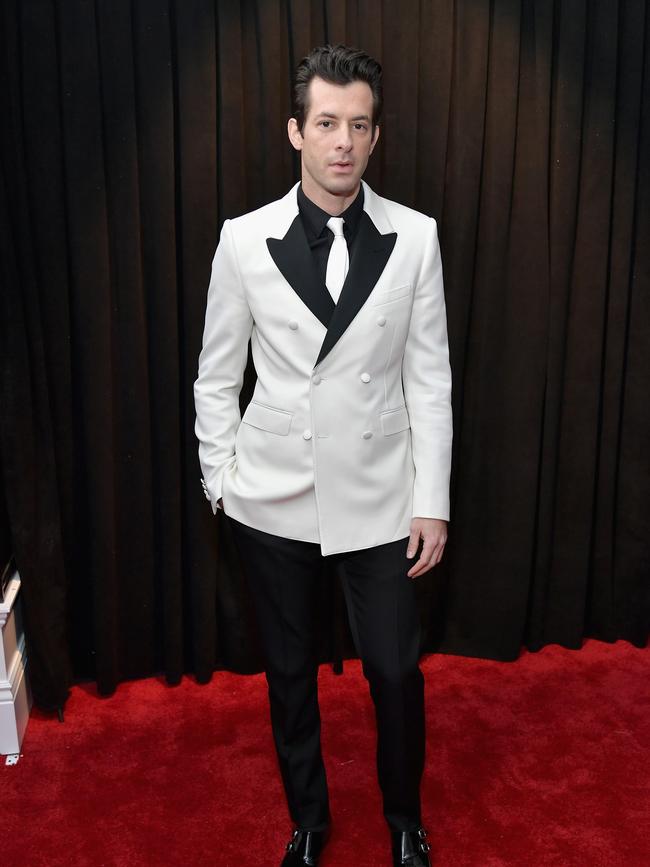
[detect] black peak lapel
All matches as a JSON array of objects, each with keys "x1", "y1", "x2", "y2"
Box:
[
  {"x1": 314, "y1": 210, "x2": 397, "y2": 367},
  {"x1": 266, "y1": 215, "x2": 335, "y2": 328}
]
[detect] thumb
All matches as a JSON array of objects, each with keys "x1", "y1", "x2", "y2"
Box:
[{"x1": 406, "y1": 529, "x2": 420, "y2": 558}]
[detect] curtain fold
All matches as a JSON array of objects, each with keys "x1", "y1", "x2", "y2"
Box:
[{"x1": 1, "y1": 0, "x2": 647, "y2": 710}]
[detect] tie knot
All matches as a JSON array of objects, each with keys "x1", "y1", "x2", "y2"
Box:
[{"x1": 327, "y1": 216, "x2": 345, "y2": 238}]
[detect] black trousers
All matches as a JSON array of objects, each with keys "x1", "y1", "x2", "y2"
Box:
[{"x1": 227, "y1": 514, "x2": 426, "y2": 833}]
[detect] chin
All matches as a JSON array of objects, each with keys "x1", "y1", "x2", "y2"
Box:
[{"x1": 326, "y1": 176, "x2": 361, "y2": 195}]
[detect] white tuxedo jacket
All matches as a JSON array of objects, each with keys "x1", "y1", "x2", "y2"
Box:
[{"x1": 193, "y1": 179, "x2": 452, "y2": 555}]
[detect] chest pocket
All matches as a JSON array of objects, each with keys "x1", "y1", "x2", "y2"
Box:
[{"x1": 371, "y1": 283, "x2": 413, "y2": 306}]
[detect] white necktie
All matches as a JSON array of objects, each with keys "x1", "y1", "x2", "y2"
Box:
[{"x1": 325, "y1": 217, "x2": 349, "y2": 303}]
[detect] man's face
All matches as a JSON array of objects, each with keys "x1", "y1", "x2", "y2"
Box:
[{"x1": 288, "y1": 76, "x2": 379, "y2": 203}]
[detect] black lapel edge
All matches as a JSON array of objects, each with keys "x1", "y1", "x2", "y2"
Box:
[
  {"x1": 314, "y1": 211, "x2": 397, "y2": 367},
  {"x1": 266, "y1": 215, "x2": 335, "y2": 328}
]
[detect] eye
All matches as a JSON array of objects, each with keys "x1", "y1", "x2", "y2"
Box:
[{"x1": 319, "y1": 120, "x2": 332, "y2": 128}]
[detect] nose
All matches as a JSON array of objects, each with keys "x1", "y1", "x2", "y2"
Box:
[{"x1": 335, "y1": 127, "x2": 353, "y2": 151}]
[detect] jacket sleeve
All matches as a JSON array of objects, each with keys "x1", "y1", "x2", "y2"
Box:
[
  {"x1": 193, "y1": 219, "x2": 254, "y2": 514},
  {"x1": 402, "y1": 217, "x2": 453, "y2": 521}
]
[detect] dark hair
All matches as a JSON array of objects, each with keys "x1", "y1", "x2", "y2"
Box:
[{"x1": 292, "y1": 43, "x2": 383, "y2": 134}]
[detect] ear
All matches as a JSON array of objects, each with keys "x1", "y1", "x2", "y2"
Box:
[
  {"x1": 287, "y1": 117, "x2": 303, "y2": 151},
  {"x1": 369, "y1": 124, "x2": 380, "y2": 154}
]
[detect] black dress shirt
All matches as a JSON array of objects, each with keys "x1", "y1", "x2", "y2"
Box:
[{"x1": 297, "y1": 182, "x2": 364, "y2": 291}]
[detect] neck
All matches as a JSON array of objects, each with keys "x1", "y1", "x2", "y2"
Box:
[{"x1": 300, "y1": 175, "x2": 360, "y2": 215}]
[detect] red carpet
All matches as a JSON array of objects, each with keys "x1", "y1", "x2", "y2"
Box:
[{"x1": 4, "y1": 639, "x2": 649, "y2": 866}]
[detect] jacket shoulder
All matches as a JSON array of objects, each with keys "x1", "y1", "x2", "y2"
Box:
[
  {"x1": 225, "y1": 189, "x2": 294, "y2": 235},
  {"x1": 377, "y1": 192, "x2": 437, "y2": 231}
]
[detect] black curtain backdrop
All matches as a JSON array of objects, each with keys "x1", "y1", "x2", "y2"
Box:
[{"x1": 1, "y1": 0, "x2": 648, "y2": 711}]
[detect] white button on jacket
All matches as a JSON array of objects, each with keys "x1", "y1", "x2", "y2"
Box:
[{"x1": 194, "y1": 180, "x2": 453, "y2": 556}]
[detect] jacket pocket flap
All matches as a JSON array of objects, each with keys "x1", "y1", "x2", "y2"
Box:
[
  {"x1": 380, "y1": 406, "x2": 411, "y2": 436},
  {"x1": 242, "y1": 401, "x2": 293, "y2": 435},
  {"x1": 371, "y1": 283, "x2": 412, "y2": 305}
]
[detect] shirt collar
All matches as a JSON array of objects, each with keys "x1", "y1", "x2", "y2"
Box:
[{"x1": 297, "y1": 182, "x2": 364, "y2": 241}]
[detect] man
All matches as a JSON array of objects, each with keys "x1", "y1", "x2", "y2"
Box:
[{"x1": 194, "y1": 44, "x2": 452, "y2": 867}]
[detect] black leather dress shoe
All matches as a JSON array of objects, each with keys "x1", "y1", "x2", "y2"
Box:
[
  {"x1": 281, "y1": 826, "x2": 330, "y2": 866},
  {"x1": 391, "y1": 826, "x2": 432, "y2": 866}
]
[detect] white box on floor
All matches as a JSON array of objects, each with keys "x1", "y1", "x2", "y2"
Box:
[{"x1": 0, "y1": 570, "x2": 32, "y2": 755}]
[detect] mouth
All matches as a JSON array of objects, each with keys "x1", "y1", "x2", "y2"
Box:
[{"x1": 330, "y1": 161, "x2": 354, "y2": 171}]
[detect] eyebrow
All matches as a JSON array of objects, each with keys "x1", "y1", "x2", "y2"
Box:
[{"x1": 314, "y1": 112, "x2": 371, "y2": 121}]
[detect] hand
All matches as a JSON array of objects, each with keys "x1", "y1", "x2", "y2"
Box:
[{"x1": 406, "y1": 518, "x2": 447, "y2": 578}]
